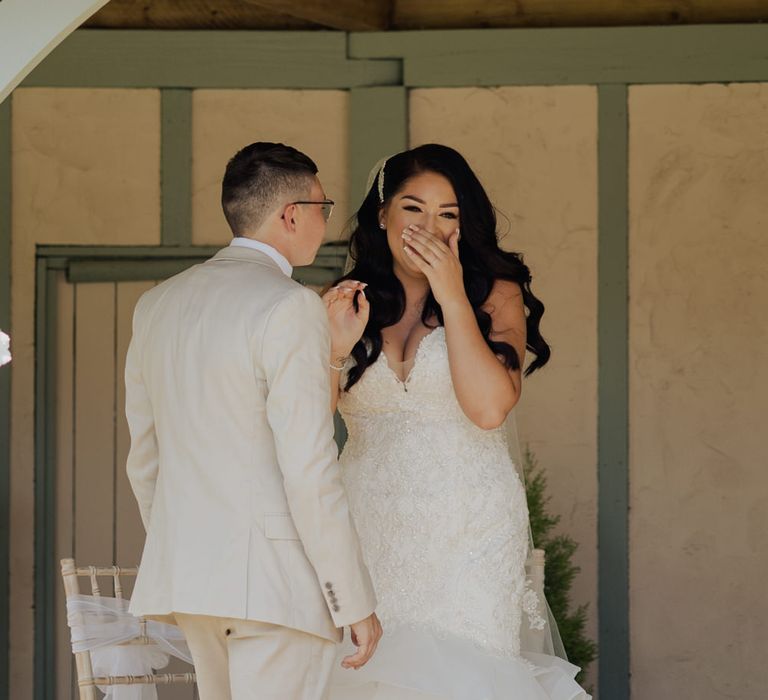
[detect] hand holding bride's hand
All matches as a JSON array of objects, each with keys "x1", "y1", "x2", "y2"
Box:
[
  {"x1": 322, "y1": 280, "x2": 370, "y2": 358},
  {"x1": 402, "y1": 224, "x2": 466, "y2": 308}
]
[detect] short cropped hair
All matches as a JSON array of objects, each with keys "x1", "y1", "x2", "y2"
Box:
[{"x1": 221, "y1": 142, "x2": 318, "y2": 236}]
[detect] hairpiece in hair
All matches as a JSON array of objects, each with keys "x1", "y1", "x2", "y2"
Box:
[
  {"x1": 364, "y1": 155, "x2": 392, "y2": 205},
  {"x1": 377, "y1": 159, "x2": 387, "y2": 203}
]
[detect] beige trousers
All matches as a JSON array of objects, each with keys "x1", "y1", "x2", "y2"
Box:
[{"x1": 175, "y1": 613, "x2": 337, "y2": 700}]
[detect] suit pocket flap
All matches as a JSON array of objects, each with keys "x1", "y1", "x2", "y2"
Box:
[{"x1": 264, "y1": 513, "x2": 300, "y2": 540}]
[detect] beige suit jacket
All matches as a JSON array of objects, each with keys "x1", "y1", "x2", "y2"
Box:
[{"x1": 125, "y1": 245, "x2": 376, "y2": 642}]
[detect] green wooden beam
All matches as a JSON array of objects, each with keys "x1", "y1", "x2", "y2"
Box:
[
  {"x1": 350, "y1": 25, "x2": 768, "y2": 85},
  {"x1": 161, "y1": 90, "x2": 192, "y2": 246},
  {"x1": 0, "y1": 95, "x2": 11, "y2": 700},
  {"x1": 21, "y1": 30, "x2": 401, "y2": 89},
  {"x1": 65, "y1": 261, "x2": 343, "y2": 285},
  {"x1": 37, "y1": 245, "x2": 220, "y2": 259},
  {"x1": 597, "y1": 84, "x2": 630, "y2": 700},
  {"x1": 12, "y1": 25, "x2": 768, "y2": 92},
  {"x1": 61, "y1": 243, "x2": 346, "y2": 285},
  {"x1": 40, "y1": 242, "x2": 346, "y2": 261},
  {"x1": 67, "y1": 258, "x2": 203, "y2": 283},
  {"x1": 349, "y1": 86, "x2": 408, "y2": 210},
  {"x1": 33, "y1": 263, "x2": 58, "y2": 700}
]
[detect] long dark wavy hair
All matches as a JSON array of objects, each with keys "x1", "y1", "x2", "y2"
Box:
[{"x1": 337, "y1": 143, "x2": 550, "y2": 391}]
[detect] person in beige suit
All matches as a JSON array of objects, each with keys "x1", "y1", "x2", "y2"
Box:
[{"x1": 125, "y1": 142, "x2": 381, "y2": 700}]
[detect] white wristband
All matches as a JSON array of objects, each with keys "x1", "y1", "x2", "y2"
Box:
[{"x1": 330, "y1": 354, "x2": 349, "y2": 371}]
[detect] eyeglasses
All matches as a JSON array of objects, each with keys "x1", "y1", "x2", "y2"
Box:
[{"x1": 285, "y1": 199, "x2": 335, "y2": 223}]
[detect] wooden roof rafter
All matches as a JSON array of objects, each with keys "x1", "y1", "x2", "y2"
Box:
[
  {"x1": 244, "y1": 0, "x2": 392, "y2": 31},
  {"x1": 84, "y1": 0, "x2": 768, "y2": 31}
]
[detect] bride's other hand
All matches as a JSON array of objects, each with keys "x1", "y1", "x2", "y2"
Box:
[
  {"x1": 402, "y1": 224, "x2": 465, "y2": 308},
  {"x1": 322, "y1": 280, "x2": 370, "y2": 357}
]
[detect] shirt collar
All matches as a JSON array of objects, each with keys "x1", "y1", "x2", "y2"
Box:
[{"x1": 229, "y1": 237, "x2": 293, "y2": 277}]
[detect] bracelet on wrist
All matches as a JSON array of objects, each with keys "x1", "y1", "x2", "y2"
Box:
[{"x1": 330, "y1": 355, "x2": 349, "y2": 372}]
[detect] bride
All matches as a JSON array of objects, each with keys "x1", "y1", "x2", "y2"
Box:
[{"x1": 322, "y1": 144, "x2": 590, "y2": 699}]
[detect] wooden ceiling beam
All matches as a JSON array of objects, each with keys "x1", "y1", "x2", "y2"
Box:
[
  {"x1": 86, "y1": 0, "x2": 319, "y2": 30},
  {"x1": 85, "y1": 0, "x2": 768, "y2": 31},
  {"x1": 394, "y1": 0, "x2": 768, "y2": 29},
  {"x1": 244, "y1": 0, "x2": 392, "y2": 31}
]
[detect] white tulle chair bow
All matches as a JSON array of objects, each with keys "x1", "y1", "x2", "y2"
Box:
[
  {"x1": 61, "y1": 559, "x2": 196, "y2": 700},
  {"x1": 0, "y1": 330, "x2": 10, "y2": 367}
]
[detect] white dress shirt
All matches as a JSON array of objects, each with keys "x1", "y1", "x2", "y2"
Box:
[{"x1": 229, "y1": 237, "x2": 293, "y2": 277}]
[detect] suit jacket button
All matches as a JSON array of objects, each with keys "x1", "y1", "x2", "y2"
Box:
[
  {"x1": 325, "y1": 582, "x2": 333, "y2": 590},
  {"x1": 333, "y1": 604, "x2": 340, "y2": 612}
]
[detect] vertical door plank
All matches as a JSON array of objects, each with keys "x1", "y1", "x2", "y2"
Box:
[
  {"x1": 74, "y1": 283, "x2": 117, "y2": 587},
  {"x1": 54, "y1": 277, "x2": 75, "y2": 700}
]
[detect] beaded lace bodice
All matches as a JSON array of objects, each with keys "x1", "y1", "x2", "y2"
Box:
[{"x1": 338, "y1": 327, "x2": 531, "y2": 659}]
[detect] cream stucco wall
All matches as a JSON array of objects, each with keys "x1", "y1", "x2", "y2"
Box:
[
  {"x1": 10, "y1": 87, "x2": 161, "y2": 698},
  {"x1": 192, "y1": 89, "x2": 350, "y2": 246},
  {"x1": 629, "y1": 83, "x2": 768, "y2": 699},
  {"x1": 409, "y1": 86, "x2": 599, "y2": 687}
]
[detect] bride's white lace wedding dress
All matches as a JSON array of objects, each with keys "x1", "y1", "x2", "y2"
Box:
[{"x1": 328, "y1": 327, "x2": 590, "y2": 700}]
